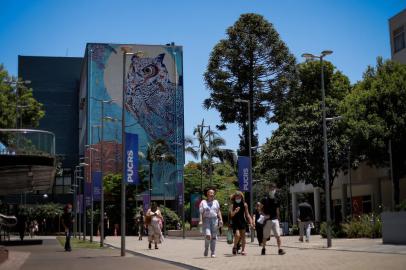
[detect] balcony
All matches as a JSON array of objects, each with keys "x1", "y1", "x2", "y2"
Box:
[{"x1": 0, "y1": 129, "x2": 56, "y2": 195}]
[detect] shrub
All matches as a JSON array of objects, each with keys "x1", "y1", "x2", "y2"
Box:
[
  {"x1": 342, "y1": 214, "x2": 381, "y2": 238},
  {"x1": 160, "y1": 206, "x2": 181, "y2": 230},
  {"x1": 319, "y1": 222, "x2": 346, "y2": 238}
]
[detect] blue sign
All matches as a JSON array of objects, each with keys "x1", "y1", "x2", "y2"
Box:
[
  {"x1": 238, "y1": 156, "x2": 251, "y2": 192},
  {"x1": 125, "y1": 132, "x2": 139, "y2": 185},
  {"x1": 84, "y1": 180, "x2": 91, "y2": 207},
  {"x1": 93, "y1": 171, "x2": 102, "y2": 201},
  {"x1": 142, "y1": 194, "x2": 150, "y2": 213}
]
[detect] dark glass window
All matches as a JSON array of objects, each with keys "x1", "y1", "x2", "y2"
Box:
[{"x1": 394, "y1": 26, "x2": 405, "y2": 53}]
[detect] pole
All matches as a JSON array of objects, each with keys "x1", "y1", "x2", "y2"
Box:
[
  {"x1": 89, "y1": 49, "x2": 94, "y2": 243},
  {"x1": 182, "y1": 177, "x2": 186, "y2": 239},
  {"x1": 73, "y1": 167, "x2": 77, "y2": 238},
  {"x1": 163, "y1": 183, "x2": 166, "y2": 236},
  {"x1": 78, "y1": 175, "x2": 82, "y2": 240},
  {"x1": 389, "y1": 139, "x2": 395, "y2": 210},
  {"x1": 121, "y1": 52, "x2": 127, "y2": 256},
  {"x1": 100, "y1": 101, "x2": 105, "y2": 247},
  {"x1": 208, "y1": 125, "x2": 212, "y2": 186},
  {"x1": 348, "y1": 145, "x2": 353, "y2": 219},
  {"x1": 321, "y1": 56, "x2": 332, "y2": 248},
  {"x1": 247, "y1": 100, "x2": 254, "y2": 243}
]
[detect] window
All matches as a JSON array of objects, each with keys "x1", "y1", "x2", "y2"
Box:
[{"x1": 393, "y1": 26, "x2": 405, "y2": 53}]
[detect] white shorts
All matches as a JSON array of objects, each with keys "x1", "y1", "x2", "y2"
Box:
[{"x1": 263, "y1": 219, "x2": 281, "y2": 239}]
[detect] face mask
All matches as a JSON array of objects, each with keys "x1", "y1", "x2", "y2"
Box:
[
  {"x1": 67, "y1": 209, "x2": 72, "y2": 213},
  {"x1": 269, "y1": 190, "x2": 276, "y2": 198},
  {"x1": 235, "y1": 199, "x2": 241, "y2": 204}
]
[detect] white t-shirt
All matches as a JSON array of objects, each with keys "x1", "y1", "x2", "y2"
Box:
[{"x1": 199, "y1": 199, "x2": 220, "y2": 218}]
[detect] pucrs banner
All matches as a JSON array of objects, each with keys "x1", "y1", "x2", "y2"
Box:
[
  {"x1": 84, "y1": 180, "x2": 91, "y2": 207},
  {"x1": 93, "y1": 171, "x2": 102, "y2": 202},
  {"x1": 190, "y1": 193, "x2": 202, "y2": 226},
  {"x1": 238, "y1": 156, "x2": 251, "y2": 192},
  {"x1": 125, "y1": 132, "x2": 139, "y2": 185}
]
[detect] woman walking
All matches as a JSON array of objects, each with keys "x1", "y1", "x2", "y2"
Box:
[
  {"x1": 229, "y1": 191, "x2": 254, "y2": 255},
  {"x1": 199, "y1": 187, "x2": 223, "y2": 258},
  {"x1": 146, "y1": 202, "x2": 163, "y2": 249}
]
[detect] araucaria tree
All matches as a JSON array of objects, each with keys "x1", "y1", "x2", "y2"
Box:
[{"x1": 204, "y1": 13, "x2": 297, "y2": 157}]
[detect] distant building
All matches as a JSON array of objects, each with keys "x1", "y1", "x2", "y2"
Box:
[
  {"x1": 18, "y1": 56, "x2": 82, "y2": 197},
  {"x1": 389, "y1": 9, "x2": 406, "y2": 64}
]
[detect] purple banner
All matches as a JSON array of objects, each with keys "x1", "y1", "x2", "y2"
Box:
[
  {"x1": 238, "y1": 156, "x2": 251, "y2": 192},
  {"x1": 177, "y1": 182, "x2": 183, "y2": 207},
  {"x1": 84, "y1": 181, "x2": 91, "y2": 207},
  {"x1": 142, "y1": 194, "x2": 150, "y2": 213},
  {"x1": 125, "y1": 132, "x2": 139, "y2": 185},
  {"x1": 190, "y1": 193, "x2": 201, "y2": 226},
  {"x1": 77, "y1": 194, "x2": 83, "y2": 214},
  {"x1": 93, "y1": 171, "x2": 102, "y2": 201}
]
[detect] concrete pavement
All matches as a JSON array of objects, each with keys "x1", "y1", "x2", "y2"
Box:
[
  {"x1": 0, "y1": 237, "x2": 193, "y2": 270},
  {"x1": 101, "y1": 235, "x2": 406, "y2": 270}
]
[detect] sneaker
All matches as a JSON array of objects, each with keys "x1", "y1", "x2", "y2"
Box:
[
  {"x1": 211, "y1": 254, "x2": 216, "y2": 258},
  {"x1": 278, "y1": 249, "x2": 286, "y2": 255},
  {"x1": 204, "y1": 249, "x2": 208, "y2": 257},
  {"x1": 155, "y1": 245, "x2": 159, "y2": 249},
  {"x1": 148, "y1": 242, "x2": 152, "y2": 249},
  {"x1": 298, "y1": 237, "x2": 303, "y2": 242},
  {"x1": 261, "y1": 248, "x2": 266, "y2": 255}
]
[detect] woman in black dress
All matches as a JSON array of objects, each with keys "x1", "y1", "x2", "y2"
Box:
[{"x1": 229, "y1": 191, "x2": 254, "y2": 255}]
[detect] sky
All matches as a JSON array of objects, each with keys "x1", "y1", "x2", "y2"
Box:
[{"x1": 1, "y1": 0, "x2": 405, "y2": 161}]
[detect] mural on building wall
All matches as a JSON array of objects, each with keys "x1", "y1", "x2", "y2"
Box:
[{"x1": 85, "y1": 43, "x2": 184, "y2": 198}]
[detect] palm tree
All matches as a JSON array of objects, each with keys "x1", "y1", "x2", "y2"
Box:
[
  {"x1": 192, "y1": 119, "x2": 231, "y2": 190},
  {"x1": 146, "y1": 139, "x2": 176, "y2": 203}
]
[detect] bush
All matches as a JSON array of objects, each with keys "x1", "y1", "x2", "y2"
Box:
[
  {"x1": 342, "y1": 214, "x2": 381, "y2": 238},
  {"x1": 160, "y1": 206, "x2": 181, "y2": 230},
  {"x1": 290, "y1": 224, "x2": 299, "y2": 235},
  {"x1": 395, "y1": 200, "x2": 406, "y2": 211},
  {"x1": 320, "y1": 222, "x2": 346, "y2": 238}
]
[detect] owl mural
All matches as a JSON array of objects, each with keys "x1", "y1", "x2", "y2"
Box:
[{"x1": 125, "y1": 53, "x2": 177, "y2": 145}]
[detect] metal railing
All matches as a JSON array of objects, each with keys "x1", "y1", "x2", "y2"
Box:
[{"x1": 0, "y1": 129, "x2": 55, "y2": 157}]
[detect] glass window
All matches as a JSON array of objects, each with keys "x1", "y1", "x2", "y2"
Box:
[{"x1": 394, "y1": 26, "x2": 405, "y2": 53}]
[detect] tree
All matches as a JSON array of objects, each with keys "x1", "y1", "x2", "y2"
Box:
[
  {"x1": 146, "y1": 139, "x2": 176, "y2": 201},
  {"x1": 204, "y1": 13, "x2": 297, "y2": 157},
  {"x1": 341, "y1": 58, "x2": 406, "y2": 205},
  {"x1": 0, "y1": 65, "x2": 44, "y2": 128},
  {"x1": 257, "y1": 60, "x2": 351, "y2": 190}
]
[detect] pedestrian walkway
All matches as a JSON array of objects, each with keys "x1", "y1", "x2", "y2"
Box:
[
  {"x1": 101, "y1": 235, "x2": 406, "y2": 270},
  {"x1": 0, "y1": 237, "x2": 189, "y2": 270}
]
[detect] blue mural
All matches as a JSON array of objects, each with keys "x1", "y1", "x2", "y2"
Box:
[{"x1": 85, "y1": 43, "x2": 184, "y2": 198}]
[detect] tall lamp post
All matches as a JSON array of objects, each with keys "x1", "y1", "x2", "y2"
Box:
[
  {"x1": 85, "y1": 144, "x2": 98, "y2": 242},
  {"x1": 90, "y1": 97, "x2": 115, "y2": 248},
  {"x1": 79, "y1": 162, "x2": 88, "y2": 240},
  {"x1": 234, "y1": 98, "x2": 254, "y2": 242},
  {"x1": 301, "y1": 50, "x2": 333, "y2": 248},
  {"x1": 196, "y1": 124, "x2": 212, "y2": 192}
]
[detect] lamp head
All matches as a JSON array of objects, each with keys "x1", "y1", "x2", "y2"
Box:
[
  {"x1": 301, "y1": 53, "x2": 316, "y2": 60},
  {"x1": 321, "y1": 50, "x2": 333, "y2": 57}
]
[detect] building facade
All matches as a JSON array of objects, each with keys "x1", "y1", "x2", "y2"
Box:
[
  {"x1": 78, "y1": 43, "x2": 184, "y2": 203},
  {"x1": 389, "y1": 8, "x2": 406, "y2": 64}
]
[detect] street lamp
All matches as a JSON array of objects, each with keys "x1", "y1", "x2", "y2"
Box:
[
  {"x1": 301, "y1": 50, "x2": 333, "y2": 248},
  {"x1": 163, "y1": 182, "x2": 169, "y2": 236},
  {"x1": 234, "y1": 98, "x2": 254, "y2": 243},
  {"x1": 85, "y1": 144, "x2": 98, "y2": 243},
  {"x1": 196, "y1": 123, "x2": 212, "y2": 193},
  {"x1": 90, "y1": 97, "x2": 116, "y2": 248}
]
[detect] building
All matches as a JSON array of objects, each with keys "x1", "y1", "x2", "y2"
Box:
[
  {"x1": 78, "y1": 43, "x2": 185, "y2": 209},
  {"x1": 18, "y1": 56, "x2": 82, "y2": 198},
  {"x1": 389, "y1": 8, "x2": 406, "y2": 64}
]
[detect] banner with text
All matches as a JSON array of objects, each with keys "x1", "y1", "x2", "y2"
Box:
[
  {"x1": 93, "y1": 171, "x2": 102, "y2": 201},
  {"x1": 125, "y1": 132, "x2": 139, "y2": 185},
  {"x1": 238, "y1": 156, "x2": 251, "y2": 192}
]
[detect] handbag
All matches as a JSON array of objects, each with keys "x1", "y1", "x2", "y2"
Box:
[{"x1": 226, "y1": 229, "x2": 234, "y2": 244}]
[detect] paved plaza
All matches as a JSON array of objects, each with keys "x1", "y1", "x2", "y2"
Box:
[{"x1": 101, "y1": 235, "x2": 406, "y2": 270}]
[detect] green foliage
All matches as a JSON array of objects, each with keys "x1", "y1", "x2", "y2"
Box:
[
  {"x1": 319, "y1": 222, "x2": 346, "y2": 238},
  {"x1": 342, "y1": 214, "x2": 381, "y2": 238},
  {"x1": 341, "y1": 58, "x2": 406, "y2": 204},
  {"x1": 395, "y1": 200, "x2": 406, "y2": 211},
  {"x1": 257, "y1": 60, "x2": 351, "y2": 188},
  {"x1": 21, "y1": 203, "x2": 64, "y2": 220},
  {"x1": 160, "y1": 206, "x2": 181, "y2": 230},
  {"x1": 0, "y1": 65, "x2": 44, "y2": 128},
  {"x1": 203, "y1": 13, "x2": 298, "y2": 155}
]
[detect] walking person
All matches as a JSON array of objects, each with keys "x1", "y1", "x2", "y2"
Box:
[
  {"x1": 61, "y1": 203, "x2": 74, "y2": 252},
  {"x1": 103, "y1": 212, "x2": 109, "y2": 239},
  {"x1": 254, "y1": 202, "x2": 264, "y2": 245},
  {"x1": 297, "y1": 197, "x2": 314, "y2": 242},
  {"x1": 137, "y1": 210, "x2": 144, "y2": 240},
  {"x1": 229, "y1": 191, "x2": 254, "y2": 256},
  {"x1": 146, "y1": 202, "x2": 163, "y2": 249},
  {"x1": 260, "y1": 183, "x2": 285, "y2": 255},
  {"x1": 199, "y1": 187, "x2": 223, "y2": 258}
]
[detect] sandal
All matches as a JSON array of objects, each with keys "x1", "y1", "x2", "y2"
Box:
[{"x1": 241, "y1": 251, "x2": 247, "y2": 256}]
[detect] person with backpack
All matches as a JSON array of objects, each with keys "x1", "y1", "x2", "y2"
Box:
[{"x1": 297, "y1": 197, "x2": 314, "y2": 242}]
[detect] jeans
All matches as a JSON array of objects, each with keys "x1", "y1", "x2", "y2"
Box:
[
  {"x1": 203, "y1": 217, "x2": 218, "y2": 255},
  {"x1": 65, "y1": 230, "x2": 72, "y2": 251},
  {"x1": 299, "y1": 221, "x2": 312, "y2": 241}
]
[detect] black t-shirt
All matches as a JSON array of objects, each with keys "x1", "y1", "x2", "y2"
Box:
[
  {"x1": 298, "y1": 202, "x2": 314, "y2": 221},
  {"x1": 62, "y1": 212, "x2": 74, "y2": 230},
  {"x1": 261, "y1": 196, "x2": 280, "y2": 220}
]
